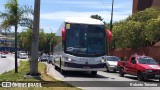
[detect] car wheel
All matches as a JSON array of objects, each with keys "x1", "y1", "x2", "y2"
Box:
[
  {"x1": 91, "y1": 71, "x2": 97, "y2": 76},
  {"x1": 113, "y1": 69, "x2": 116, "y2": 73},
  {"x1": 137, "y1": 71, "x2": 144, "y2": 81},
  {"x1": 119, "y1": 68, "x2": 124, "y2": 77},
  {"x1": 106, "y1": 66, "x2": 110, "y2": 72}
]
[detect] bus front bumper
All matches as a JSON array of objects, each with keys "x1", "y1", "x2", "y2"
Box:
[{"x1": 62, "y1": 62, "x2": 106, "y2": 71}]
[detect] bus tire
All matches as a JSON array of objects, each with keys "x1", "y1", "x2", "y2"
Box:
[
  {"x1": 60, "y1": 68, "x2": 65, "y2": 74},
  {"x1": 54, "y1": 65, "x2": 58, "y2": 70},
  {"x1": 91, "y1": 71, "x2": 97, "y2": 76}
]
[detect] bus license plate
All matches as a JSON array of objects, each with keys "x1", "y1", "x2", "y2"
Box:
[
  {"x1": 155, "y1": 75, "x2": 160, "y2": 78},
  {"x1": 83, "y1": 66, "x2": 90, "y2": 69}
]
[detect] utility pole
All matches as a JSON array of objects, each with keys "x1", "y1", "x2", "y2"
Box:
[
  {"x1": 110, "y1": 0, "x2": 114, "y2": 32},
  {"x1": 49, "y1": 28, "x2": 52, "y2": 56},
  {"x1": 108, "y1": 0, "x2": 114, "y2": 55}
]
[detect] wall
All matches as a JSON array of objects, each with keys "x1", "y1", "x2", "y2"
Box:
[{"x1": 109, "y1": 46, "x2": 160, "y2": 62}]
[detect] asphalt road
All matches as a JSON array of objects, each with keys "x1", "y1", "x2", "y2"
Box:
[
  {"x1": 0, "y1": 54, "x2": 15, "y2": 74},
  {"x1": 0, "y1": 54, "x2": 28, "y2": 74},
  {"x1": 44, "y1": 62, "x2": 160, "y2": 90}
]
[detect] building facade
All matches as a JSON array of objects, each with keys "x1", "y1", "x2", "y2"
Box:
[{"x1": 133, "y1": 0, "x2": 160, "y2": 13}]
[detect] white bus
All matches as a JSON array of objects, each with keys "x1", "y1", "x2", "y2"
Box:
[{"x1": 53, "y1": 17, "x2": 112, "y2": 75}]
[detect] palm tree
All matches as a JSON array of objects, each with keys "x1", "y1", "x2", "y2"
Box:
[
  {"x1": 29, "y1": 0, "x2": 41, "y2": 76},
  {"x1": 0, "y1": 0, "x2": 33, "y2": 73}
]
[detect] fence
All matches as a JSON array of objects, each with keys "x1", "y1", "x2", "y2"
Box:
[{"x1": 109, "y1": 46, "x2": 160, "y2": 62}]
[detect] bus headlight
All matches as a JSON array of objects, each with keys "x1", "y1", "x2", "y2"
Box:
[
  {"x1": 145, "y1": 70, "x2": 153, "y2": 73},
  {"x1": 64, "y1": 57, "x2": 71, "y2": 61},
  {"x1": 68, "y1": 58, "x2": 72, "y2": 62}
]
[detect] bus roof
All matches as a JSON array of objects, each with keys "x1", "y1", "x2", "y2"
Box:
[
  {"x1": 65, "y1": 17, "x2": 104, "y2": 25},
  {"x1": 56, "y1": 17, "x2": 104, "y2": 36}
]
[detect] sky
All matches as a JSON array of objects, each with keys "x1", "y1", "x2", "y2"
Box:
[{"x1": 0, "y1": 0, "x2": 132, "y2": 33}]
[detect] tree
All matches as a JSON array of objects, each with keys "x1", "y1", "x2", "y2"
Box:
[
  {"x1": 18, "y1": 29, "x2": 57, "y2": 55},
  {"x1": 18, "y1": 29, "x2": 32, "y2": 51},
  {"x1": 28, "y1": 0, "x2": 41, "y2": 76},
  {"x1": 0, "y1": 0, "x2": 33, "y2": 73},
  {"x1": 113, "y1": 20, "x2": 144, "y2": 49},
  {"x1": 144, "y1": 17, "x2": 160, "y2": 46},
  {"x1": 90, "y1": 14, "x2": 104, "y2": 21},
  {"x1": 112, "y1": 7, "x2": 160, "y2": 49}
]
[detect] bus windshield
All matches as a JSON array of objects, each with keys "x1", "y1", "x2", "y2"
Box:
[{"x1": 66, "y1": 23, "x2": 106, "y2": 57}]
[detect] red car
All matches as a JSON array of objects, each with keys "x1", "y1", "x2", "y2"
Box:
[{"x1": 117, "y1": 54, "x2": 160, "y2": 81}]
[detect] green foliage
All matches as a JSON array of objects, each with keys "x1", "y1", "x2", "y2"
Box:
[
  {"x1": 90, "y1": 14, "x2": 103, "y2": 21},
  {"x1": 18, "y1": 29, "x2": 32, "y2": 51},
  {"x1": 127, "y1": 8, "x2": 159, "y2": 22},
  {"x1": 144, "y1": 17, "x2": 160, "y2": 44},
  {"x1": 113, "y1": 7, "x2": 160, "y2": 49},
  {"x1": 0, "y1": 0, "x2": 33, "y2": 30},
  {"x1": 113, "y1": 20, "x2": 144, "y2": 49},
  {"x1": 105, "y1": 23, "x2": 110, "y2": 30},
  {"x1": 18, "y1": 29, "x2": 58, "y2": 54}
]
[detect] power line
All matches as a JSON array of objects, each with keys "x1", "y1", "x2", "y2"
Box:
[{"x1": 100, "y1": 0, "x2": 112, "y2": 12}]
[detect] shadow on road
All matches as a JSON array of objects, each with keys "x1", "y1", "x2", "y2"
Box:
[
  {"x1": 55, "y1": 67, "x2": 109, "y2": 79},
  {"x1": 124, "y1": 75, "x2": 159, "y2": 82}
]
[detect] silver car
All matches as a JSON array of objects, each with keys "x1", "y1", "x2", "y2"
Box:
[
  {"x1": 106, "y1": 56, "x2": 120, "y2": 72},
  {"x1": 1, "y1": 54, "x2": 6, "y2": 58}
]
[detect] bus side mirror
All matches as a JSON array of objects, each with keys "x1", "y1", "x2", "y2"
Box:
[
  {"x1": 62, "y1": 27, "x2": 66, "y2": 40},
  {"x1": 105, "y1": 30, "x2": 112, "y2": 43}
]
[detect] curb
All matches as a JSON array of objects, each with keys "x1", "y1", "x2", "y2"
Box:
[{"x1": 46, "y1": 64, "x2": 85, "y2": 90}]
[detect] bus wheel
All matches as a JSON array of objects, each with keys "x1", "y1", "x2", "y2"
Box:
[
  {"x1": 60, "y1": 68, "x2": 65, "y2": 74},
  {"x1": 91, "y1": 71, "x2": 97, "y2": 76},
  {"x1": 54, "y1": 66, "x2": 58, "y2": 70}
]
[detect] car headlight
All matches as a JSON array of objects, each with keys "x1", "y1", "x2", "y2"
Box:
[
  {"x1": 101, "y1": 59, "x2": 106, "y2": 62},
  {"x1": 145, "y1": 70, "x2": 153, "y2": 73}
]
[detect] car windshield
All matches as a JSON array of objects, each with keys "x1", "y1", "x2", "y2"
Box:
[
  {"x1": 66, "y1": 23, "x2": 106, "y2": 57},
  {"x1": 22, "y1": 54, "x2": 27, "y2": 56},
  {"x1": 42, "y1": 55, "x2": 48, "y2": 58},
  {"x1": 138, "y1": 57, "x2": 158, "y2": 65},
  {"x1": 106, "y1": 56, "x2": 120, "y2": 61}
]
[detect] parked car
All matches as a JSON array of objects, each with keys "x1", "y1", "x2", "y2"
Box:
[
  {"x1": 17, "y1": 51, "x2": 23, "y2": 58},
  {"x1": 39, "y1": 55, "x2": 49, "y2": 62},
  {"x1": 47, "y1": 55, "x2": 53, "y2": 64},
  {"x1": 19, "y1": 53, "x2": 28, "y2": 59},
  {"x1": 117, "y1": 54, "x2": 160, "y2": 81},
  {"x1": 105, "y1": 56, "x2": 120, "y2": 72},
  {"x1": 1, "y1": 53, "x2": 6, "y2": 58}
]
